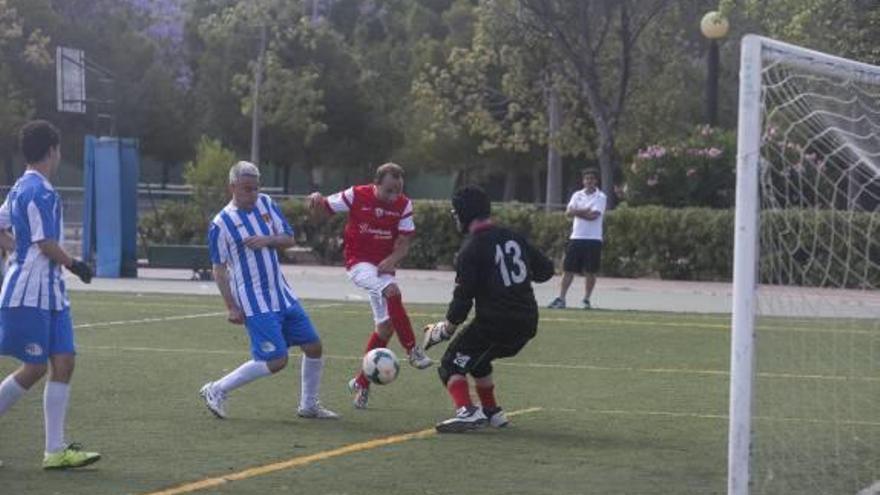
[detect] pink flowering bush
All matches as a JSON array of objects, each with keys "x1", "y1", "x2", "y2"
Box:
[{"x1": 624, "y1": 125, "x2": 736, "y2": 208}]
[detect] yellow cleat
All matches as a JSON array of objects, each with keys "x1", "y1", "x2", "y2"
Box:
[{"x1": 42, "y1": 443, "x2": 101, "y2": 470}]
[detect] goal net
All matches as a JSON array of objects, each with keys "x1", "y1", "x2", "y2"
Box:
[{"x1": 729, "y1": 36, "x2": 880, "y2": 495}]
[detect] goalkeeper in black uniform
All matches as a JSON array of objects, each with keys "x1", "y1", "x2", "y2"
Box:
[{"x1": 423, "y1": 186, "x2": 554, "y2": 433}]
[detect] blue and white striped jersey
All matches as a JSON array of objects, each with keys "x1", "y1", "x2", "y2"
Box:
[
  {"x1": 208, "y1": 194, "x2": 297, "y2": 317},
  {"x1": 0, "y1": 170, "x2": 68, "y2": 310}
]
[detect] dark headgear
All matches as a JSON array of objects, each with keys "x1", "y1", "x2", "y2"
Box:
[{"x1": 451, "y1": 185, "x2": 491, "y2": 234}]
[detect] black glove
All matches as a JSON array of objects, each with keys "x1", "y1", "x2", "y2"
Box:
[{"x1": 67, "y1": 259, "x2": 93, "y2": 284}]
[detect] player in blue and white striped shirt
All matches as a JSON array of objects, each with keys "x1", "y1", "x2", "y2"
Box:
[
  {"x1": 199, "y1": 161, "x2": 338, "y2": 420},
  {"x1": 0, "y1": 121, "x2": 99, "y2": 469}
]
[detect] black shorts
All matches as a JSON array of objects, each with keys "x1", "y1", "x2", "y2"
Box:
[
  {"x1": 563, "y1": 239, "x2": 602, "y2": 274},
  {"x1": 438, "y1": 317, "x2": 536, "y2": 383}
]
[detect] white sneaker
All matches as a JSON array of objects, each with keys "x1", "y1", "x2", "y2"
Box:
[
  {"x1": 408, "y1": 344, "x2": 433, "y2": 369},
  {"x1": 199, "y1": 382, "x2": 227, "y2": 419},
  {"x1": 297, "y1": 402, "x2": 340, "y2": 419},
  {"x1": 435, "y1": 405, "x2": 488, "y2": 433},
  {"x1": 484, "y1": 407, "x2": 510, "y2": 428},
  {"x1": 347, "y1": 378, "x2": 369, "y2": 409}
]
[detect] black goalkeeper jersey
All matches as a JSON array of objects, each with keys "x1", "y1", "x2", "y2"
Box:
[{"x1": 445, "y1": 224, "x2": 554, "y2": 331}]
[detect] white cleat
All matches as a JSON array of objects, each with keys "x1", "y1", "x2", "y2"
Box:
[
  {"x1": 484, "y1": 407, "x2": 510, "y2": 428},
  {"x1": 297, "y1": 402, "x2": 341, "y2": 419},
  {"x1": 347, "y1": 378, "x2": 369, "y2": 409},
  {"x1": 408, "y1": 344, "x2": 433, "y2": 369},
  {"x1": 435, "y1": 405, "x2": 488, "y2": 433},
  {"x1": 199, "y1": 382, "x2": 227, "y2": 419}
]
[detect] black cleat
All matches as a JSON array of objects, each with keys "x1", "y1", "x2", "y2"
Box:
[{"x1": 436, "y1": 406, "x2": 489, "y2": 433}]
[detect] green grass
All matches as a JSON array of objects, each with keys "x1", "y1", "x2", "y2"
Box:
[{"x1": 0, "y1": 292, "x2": 876, "y2": 495}]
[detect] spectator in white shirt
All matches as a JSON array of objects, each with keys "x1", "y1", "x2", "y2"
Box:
[{"x1": 548, "y1": 168, "x2": 606, "y2": 310}]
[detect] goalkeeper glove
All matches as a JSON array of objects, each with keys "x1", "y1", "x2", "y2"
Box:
[
  {"x1": 422, "y1": 321, "x2": 455, "y2": 350},
  {"x1": 67, "y1": 259, "x2": 93, "y2": 284}
]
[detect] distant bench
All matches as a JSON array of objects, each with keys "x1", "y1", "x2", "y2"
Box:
[{"x1": 146, "y1": 245, "x2": 213, "y2": 281}]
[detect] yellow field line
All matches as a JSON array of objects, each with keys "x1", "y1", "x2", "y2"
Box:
[{"x1": 142, "y1": 407, "x2": 543, "y2": 495}]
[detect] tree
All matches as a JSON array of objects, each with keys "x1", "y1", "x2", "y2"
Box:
[
  {"x1": 721, "y1": 0, "x2": 880, "y2": 64},
  {"x1": 412, "y1": 1, "x2": 578, "y2": 203},
  {"x1": 136, "y1": 62, "x2": 193, "y2": 185},
  {"x1": 509, "y1": 0, "x2": 671, "y2": 205},
  {"x1": 184, "y1": 136, "x2": 237, "y2": 216},
  {"x1": 2, "y1": 0, "x2": 197, "y2": 181},
  {"x1": 196, "y1": 0, "x2": 392, "y2": 191},
  {"x1": 0, "y1": 0, "x2": 53, "y2": 184}
]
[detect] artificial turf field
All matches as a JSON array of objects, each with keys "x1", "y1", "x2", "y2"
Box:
[{"x1": 0, "y1": 291, "x2": 876, "y2": 495}]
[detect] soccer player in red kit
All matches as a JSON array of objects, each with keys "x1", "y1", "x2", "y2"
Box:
[{"x1": 308, "y1": 163, "x2": 432, "y2": 409}]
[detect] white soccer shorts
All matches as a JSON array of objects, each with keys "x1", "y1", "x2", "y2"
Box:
[{"x1": 347, "y1": 262, "x2": 396, "y2": 324}]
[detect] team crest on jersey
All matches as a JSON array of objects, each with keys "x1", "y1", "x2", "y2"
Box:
[
  {"x1": 260, "y1": 341, "x2": 276, "y2": 353},
  {"x1": 453, "y1": 352, "x2": 471, "y2": 369},
  {"x1": 24, "y1": 343, "x2": 44, "y2": 356},
  {"x1": 374, "y1": 207, "x2": 385, "y2": 218},
  {"x1": 262, "y1": 213, "x2": 271, "y2": 223}
]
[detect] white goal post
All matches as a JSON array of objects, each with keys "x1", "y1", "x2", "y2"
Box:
[{"x1": 728, "y1": 35, "x2": 880, "y2": 495}]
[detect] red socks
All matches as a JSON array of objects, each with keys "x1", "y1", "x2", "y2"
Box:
[
  {"x1": 386, "y1": 293, "x2": 415, "y2": 352},
  {"x1": 356, "y1": 332, "x2": 389, "y2": 388},
  {"x1": 354, "y1": 294, "x2": 415, "y2": 389},
  {"x1": 446, "y1": 377, "x2": 472, "y2": 409},
  {"x1": 364, "y1": 331, "x2": 388, "y2": 353},
  {"x1": 476, "y1": 384, "x2": 497, "y2": 409}
]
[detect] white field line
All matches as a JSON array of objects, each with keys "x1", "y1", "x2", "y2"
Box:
[
  {"x1": 546, "y1": 407, "x2": 880, "y2": 428},
  {"x1": 317, "y1": 308, "x2": 878, "y2": 336},
  {"x1": 73, "y1": 304, "x2": 344, "y2": 329},
  {"x1": 73, "y1": 309, "x2": 879, "y2": 384},
  {"x1": 65, "y1": 312, "x2": 880, "y2": 430},
  {"x1": 77, "y1": 345, "x2": 880, "y2": 384},
  {"x1": 74, "y1": 312, "x2": 226, "y2": 329},
  {"x1": 71, "y1": 299, "x2": 877, "y2": 335}
]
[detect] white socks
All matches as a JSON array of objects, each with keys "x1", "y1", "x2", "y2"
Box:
[
  {"x1": 43, "y1": 381, "x2": 69, "y2": 454},
  {"x1": 300, "y1": 356, "x2": 323, "y2": 410},
  {"x1": 0, "y1": 375, "x2": 27, "y2": 416},
  {"x1": 215, "y1": 360, "x2": 271, "y2": 394},
  {"x1": 213, "y1": 356, "x2": 323, "y2": 409},
  {"x1": 1, "y1": 376, "x2": 72, "y2": 454}
]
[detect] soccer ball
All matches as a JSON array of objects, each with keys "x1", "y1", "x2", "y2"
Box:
[{"x1": 362, "y1": 348, "x2": 400, "y2": 385}]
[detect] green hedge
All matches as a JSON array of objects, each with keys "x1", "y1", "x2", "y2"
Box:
[
  {"x1": 601, "y1": 206, "x2": 734, "y2": 280},
  {"x1": 279, "y1": 201, "x2": 878, "y2": 287},
  {"x1": 759, "y1": 209, "x2": 880, "y2": 289},
  {"x1": 140, "y1": 201, "x2": 212, "y2": 247},
  {"x1": 278, "y1": 200, "x2": 737, "y2": 279},
  {"x1": 141, "y1": 199, "x2": 878, "y2": 288}
]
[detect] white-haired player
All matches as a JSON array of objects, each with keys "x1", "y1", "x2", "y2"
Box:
[{"x1": 200, "y1": 161, "x2": 338, "y2": 420}]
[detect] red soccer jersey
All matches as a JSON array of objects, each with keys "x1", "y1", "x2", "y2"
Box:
[{"x1": 324, "y1": 185, "x2": 415, "y2": 268}]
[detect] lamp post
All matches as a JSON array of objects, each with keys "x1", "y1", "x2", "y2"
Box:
[
  {"x1": 250, "y1": 24, "x2": 267, "y2": 166},
  {"x1": 700, "y1": 11, "x2": 729, "y2": 127}
]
